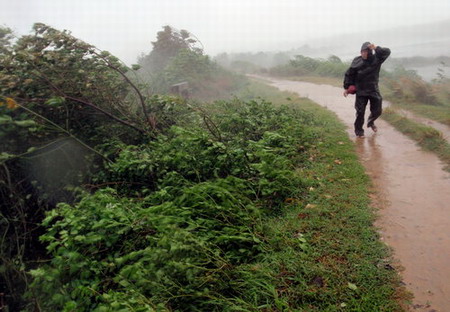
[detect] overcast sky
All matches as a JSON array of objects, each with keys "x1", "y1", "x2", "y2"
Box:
[{"x1": 1, "y1": 0, "x2": 450, "y2": 64}]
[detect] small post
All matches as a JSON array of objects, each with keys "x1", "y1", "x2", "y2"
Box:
[{"x1": 170, "y1": 82, "x2": 189, "y2": 99}]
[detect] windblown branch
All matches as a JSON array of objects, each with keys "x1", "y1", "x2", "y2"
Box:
[
  {"x1": 26, "y1": 60, "x2": 147, "y2": 135},
  {"x1": 92, "y1": 51, "x2": 151, "y2": 125},
  {"x1": 64, "y1": 95, "x2": 146, "y2": 134},
  {"x1": 15, "y1": 102, "x2": 113, "y2": 164},
  {"x1": 192, "y1": 105, "x2": 222, "y2": 141}
]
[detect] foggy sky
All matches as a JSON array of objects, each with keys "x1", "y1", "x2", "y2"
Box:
[{"x1": 1, "y1": 0, "x2": 450, "y2": 64}]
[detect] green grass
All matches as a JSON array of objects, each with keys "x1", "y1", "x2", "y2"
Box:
[
  {"x1": 379, "y1": 76, "x2": 450, "y2": 127},
  {"x1": 26, "y1": 78, "x2": 410, "y2": 311},
  {"x1": 386, "y1": 101, "x2": 450, "y2": 127},
  {"x1": 233, "y1": 81, "x2": 410, "y2": 311},
  {"x1": 382, "y1": 108, "x2": 450, "y2": 171}
]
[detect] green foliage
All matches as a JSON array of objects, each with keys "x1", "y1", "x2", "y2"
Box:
[
  {"x1": 385, "y1": 55, "x2": 450, "y2": 70},
  {"x1": 0, "y1": 23, "x2": 154, "y2": 157},
  {"x1": 0, "y1": 25, "x2": 14, "y2": 54},
  {"x1": 145, "y1": 94, "x2": 194, "y2": 132},
  {"x1": 26, "y1": 98, "x2": 316, "y2": 311},
  {"x1": 149, "y1": 49, "x2": 216, "y2": 95},
  {"x1": 149, "y1": 51, "x2": 243, "y2": 101},
  {"x1": 0, "y1": 98, "x2": 38, "y2": 157},
  {"x1": 215, "y1": 51, "x2": 292, "y2": 72},
  {"x1": 29, "y1": 182, "x2": 262, "y2": 311},
  {"x1": 383, "y1": 108, "x2": 450, "y2": 171},
  {"x1": 99, "y1": 99, "x2": 313, "y2": 206},
  {"x1": 138, "y1": 27, "x2": 244, "y2": 101},
  {"x1": 0, "y1": 23, "x2": 159, "y2": 310},
  {"x1": 380, "y1": 64, "x2": 450, "y2": 130},
  {"x1": 382, "y1": 66, "x2": 439, "y2": 105},
  {"x1": 1, "y1": 22, "x2": 406, "y2": 311},
  {"x1": 270, "y1": 54, "x2": 348, "y2": 78},
  {"x1": 138, "y1": 26, "x2": 201, "y2": 73},
  {"x1": 131, "y1": 64, "x2": 141, "y2": 71},
  {"x1": 290, "y1": 55, "x2": 320, "y2": 73}
]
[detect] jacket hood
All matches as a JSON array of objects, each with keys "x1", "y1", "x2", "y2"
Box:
[{"x1": 360, "y1": 42, "x2": 371, "y2": 51}]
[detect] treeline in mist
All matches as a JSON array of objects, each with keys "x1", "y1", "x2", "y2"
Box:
[{"x1": 135, "y1": 25, "x2": 245, "y2": 100}]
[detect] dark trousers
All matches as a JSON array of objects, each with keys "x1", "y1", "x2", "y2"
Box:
[{"x1": 354, "y1": 94, "x2": 382, "y2": 136}]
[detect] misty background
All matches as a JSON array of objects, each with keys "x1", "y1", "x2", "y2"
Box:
[{"x1": 1, "y1": 0, "x2": 450, "y2": 80}]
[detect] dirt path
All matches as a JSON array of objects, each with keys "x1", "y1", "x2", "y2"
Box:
[{"x1": 260, "y1": 77, "x2": 450, "y2": 311}]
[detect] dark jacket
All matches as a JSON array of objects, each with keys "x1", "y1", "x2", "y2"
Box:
[{"x1": 343, "y1": 46, "x2": 391, "y2": 96}]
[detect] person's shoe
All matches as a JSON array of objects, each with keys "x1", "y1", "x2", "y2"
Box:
[
  {"x1": 370, "y1": 124, "x2": 378, "y2": 132},
  {"x1": 356, "y1": 133, "x2": 365, "y2": 138}
]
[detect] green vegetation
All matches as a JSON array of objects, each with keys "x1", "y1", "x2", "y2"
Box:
[
  {"x1": 0, "y1": 23, "x2": 166, "y2": 310},
  {"x1": 1, "y1": 24, "x2": 406, "y2": 311},
  {"x1": 385, "y1": 56, "x2": 450, "y2": 70},
  {"x1": 215, "y1": 51, "x2": 291, "y2": 73},
  {"x1": 381, "y1": 67, "x2": 450, "y2": 126},
  {"x1": 137, "y1": 26, "x2": 244, "y2": 101},
  {"x1": 384, "y1": 99, "x2": 450, "y2": 126},
  {"x1": 379, "y1": 67, "x2": 450, "y2": 165},
  {"x1": 23, "y1": 87, "x2": 406, "y2": 312},
  {"x1": 270, "y1": 55, "x2": 348, "y2": 79},
  {"x1": 382, "y1": 108, "x2": 450, "y2": 171}
]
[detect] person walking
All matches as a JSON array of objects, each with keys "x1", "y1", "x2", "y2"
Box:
[{"x1": 343, "y1": 42, "x2": 391, "y2": 137}]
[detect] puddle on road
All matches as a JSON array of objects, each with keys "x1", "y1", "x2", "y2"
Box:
[{"x1": 265, "y1": 77, "x2": 450, "y2": 311}]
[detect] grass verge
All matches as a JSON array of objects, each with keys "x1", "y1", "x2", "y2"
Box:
[
  {"x1": 385, "y1": 101, "x2": 450, "y2": 127},
  {"x1": 235, "y1": 81, "x2": 409, "y2": 310},
  {"x1": 382, "y1": 107, "x2": 450, "y2": 171}
]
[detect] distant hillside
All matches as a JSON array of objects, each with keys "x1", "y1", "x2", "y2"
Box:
[
  {"x1": 215, "y1": 20, "x2": 450, "y2": 82},
  {"x1": 294, "y1": 19, "x2": 450, "y2": 61}
]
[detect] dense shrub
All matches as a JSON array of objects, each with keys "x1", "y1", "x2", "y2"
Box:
[
  {"x1": 382, "y1": 66, "x2": 440, "y2": 105},
  {"x1": 25, "y1": 99, "x2": 316, "y2": 311},
  {"x1": 0, "y1": 24, "x2": 201, "y2": 310},
  {"x1": 1, "y1": 23, "x2": 323, "y2": 311},
  {"x1": 270, "y1": 55, "x2": 348, "y2": 78}
]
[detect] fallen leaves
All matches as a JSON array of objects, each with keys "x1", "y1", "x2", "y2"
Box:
[
  {"x1": 0, "y1": 97, "x2": 19, "y2": 110},
  {"x1": 347, "y1": 282, "x2": 358, "y2": 291}
]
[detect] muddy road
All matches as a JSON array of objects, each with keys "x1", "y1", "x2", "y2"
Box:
[{"x1": 261, "y1": 77, "x2": 450, "y2": 311}]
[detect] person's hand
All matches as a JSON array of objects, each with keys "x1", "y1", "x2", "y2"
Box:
[
  {"x1": 343, "y1": 89, "x2": 349, "y2": 97},
  {"x1": 368, "y1": 43, "x2": 377, "y2": 50}
]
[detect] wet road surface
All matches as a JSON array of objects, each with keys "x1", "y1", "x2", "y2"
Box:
[{"x1": 262, "y1": 77, "x2": 450, "y2": 311}]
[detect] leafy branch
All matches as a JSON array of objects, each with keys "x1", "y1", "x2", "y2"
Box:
[
  {"x1": 19, "y1": 47, "x2": 148, "y2": 135},
  {"x1": 15, "y1": 101, "x2": 113, "y2": 164}
]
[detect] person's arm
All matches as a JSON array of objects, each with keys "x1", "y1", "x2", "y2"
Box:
[
  {"x1": 370, "y1": 44, "x2": 391, "y2": 63},
  {"x1": 343, "y1": 61, "x2": 357, "y2": 97},
  {"x1": 343, "y1": 66, "x2": 355, "y2": 89}
]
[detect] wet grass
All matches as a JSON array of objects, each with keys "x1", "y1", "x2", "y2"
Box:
[
  {"x1": 380, "y1": 77, "x2": 450, "y2": 127},
  {"x1": 387, "y1": 101, "x2": 450, "y2": 127},
  {"x1": 234, "y1": 80, "x2": 410, "y2": 311},
  {"x1": 382, "y1": 108, "x2": 450, "y2": 171}
]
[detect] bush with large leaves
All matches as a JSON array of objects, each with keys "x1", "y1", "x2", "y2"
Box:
[
  {"x1": 0, "y1": 23, "x2": 189, "y2": 310},
  {"x1": 26, "y1": 99, "x2": 315, "y2": 311}
]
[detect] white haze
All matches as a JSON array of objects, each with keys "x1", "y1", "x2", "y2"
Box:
[{"x1": 1, "y1": 0, "x2": 450, "y2": 65}]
